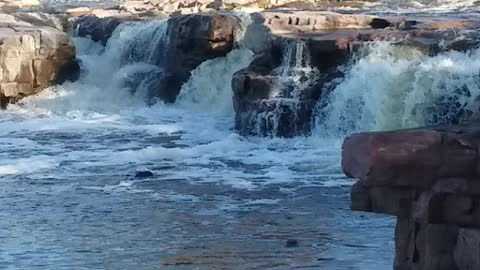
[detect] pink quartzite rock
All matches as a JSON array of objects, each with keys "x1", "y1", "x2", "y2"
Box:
[
  {"x1": 343, "y1": 125, "x2": 480, "y2": 270},
  {"x1": 342, "y1": 128, "x2": 478, "y2": 187}
]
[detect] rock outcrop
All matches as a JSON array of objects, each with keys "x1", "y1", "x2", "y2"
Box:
[
  {"x1": 161, "y1": 13, "x2": 240, "y2": 102},
  {"x1": 0, "y1": 0, "x2": 40, "y2": 8},
  {"x1": 73, "y1": 12, "x2": 241, "y2": 103},
  {"x1": 116, "y1": 0, "x2": 378, "y2": 16},
  {"x1": 72, "y1": 10, "x2": 143, "y2": 45},
  {"x1": 342, "y1": 123, "x2": 480, "y2": 270},
  {"x1": 233, "y1": 11, "x2": 480, "y2": 137},
  {"x1": 0, "y1": 13, "x2": 78, "y2": 108}
]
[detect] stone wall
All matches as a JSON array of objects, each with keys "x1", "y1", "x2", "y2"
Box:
[{"x1": 342, "y1": 123, "x2": 480, "y2": 270}]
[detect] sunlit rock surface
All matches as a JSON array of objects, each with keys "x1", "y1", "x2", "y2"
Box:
[
  {"x1": 343, "y1": 123, "x2": 480, "y2": 270},
  {"x1": 0, "y1": 13, "x2": 78, "y2": 107},
  {"x1": 0, "y1": 0, "x2": 40, "y2": 8}
]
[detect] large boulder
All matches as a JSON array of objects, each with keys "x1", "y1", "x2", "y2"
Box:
[
  {"x1": 0, "y1": 13, "x2": 78, "y2": 107},
  {"x1": 159, "y1": 13, "x2": 241, "y2": 102},
  {"x1": 72, "y1": 12, "x2": 241, "y2": 103},
  {"x1": 342, "y1": 123, "x2": 480, "y2": 270},
  {"x1": 72, "y1": 11, "x2": 142, "y2": 45}
]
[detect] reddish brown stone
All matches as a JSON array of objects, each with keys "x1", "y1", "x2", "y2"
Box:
[{"x1": 342, "y1": 130, "x2": 443, "y2": 187}]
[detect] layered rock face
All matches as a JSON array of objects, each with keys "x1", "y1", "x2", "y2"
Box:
[
  {"x1": 72, "y1": 10, "x2": 143, "y2": 45},
  {"x1": 73, "y1": 10, "x2": 480, "y2": 135},
  {"x1": 0, "y1": 14, "x2": 78, "y2": 108},
  {"x1": 342, "y1": 124, "x2": 480, "y2": 270},
  {"x1": 161, "y1": 13, "x2": 240, "y2": 102},
  {"x1": 116, "y1": 0, "x2": 376, "y2": 16},
  {"x1": 233, "y1": 11, "x2": 480, "y2": 137}
]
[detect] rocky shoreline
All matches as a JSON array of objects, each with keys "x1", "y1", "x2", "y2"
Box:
[{"x1": 3, "y1": 1, "x2": 480, "y2": 268}]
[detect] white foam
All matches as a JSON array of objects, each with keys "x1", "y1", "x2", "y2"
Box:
[
  {"x1": 176, "y1": 47, "x2": 254, "y2": 114},
  {"x1": 315, "y1": 42, "x2": 480, "y2": 136},
  {"x1": 0, "y1": 17, "x2": 345, "y2": 191},
  {"x1": 0, "y1": 156, "x2": 59, "y2": 176}
]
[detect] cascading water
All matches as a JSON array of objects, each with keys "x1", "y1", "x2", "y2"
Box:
[
  {"x1": 175, "y1": 13, "x2": 255, "y2": 114},
  {"x1": 245, "y1": 39, "x2": 321, "y2": 137},
  {"x1": 274, "y1": 39, "x2": 319, "y2": 99},
  {"x1": 314, "y1": 42, "x2": 480, "y2": 137},
  {"x1": 176, "y1": 48, "x2": 254, "y2": 114},
  {"x1": 5, "y1": 7, "x2": 480, "y2": 270},
  {"x1": 22, "y1": 20, "x2": 169, "y2": 113}
]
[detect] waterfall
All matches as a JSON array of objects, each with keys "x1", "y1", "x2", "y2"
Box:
[
  {"x1": 314, "y1": 42, "x2": 480, "y2": 137},
  {"x1": 175, "y1": 12, "x2": 255, "y2": 114},
  {"x1": 14, "y1": 14, "x2": 480, "y2": 139},
  {"x1": 274, "y1": 40, "x2": 319, "y2": 99},
  {"x1": 245, "y1": 39, "x2": 320, "y2": 137},
  {"x1": 18, "y1": 20, "x2": 168, "y2": 113},
  {"x1": 176, "y1": 48, "x2": 254, "y2": 114}
]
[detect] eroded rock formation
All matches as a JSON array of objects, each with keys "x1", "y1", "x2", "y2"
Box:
[
  {"x1": 233, "y1": 11, "x2": 480, "y2": 137},
  {"x1": 161, "y1": 13, "x2": 240, "y2": 102},
  {"x1": 0, "y1": 13, "x2": 78, "y2": 108},
  {"x1": 342, "y1": 124, "x2": 480, "y2": 270},
  {"x1": 72, "y1": 10, "x2": 480, "y2": 135},
  {"x1": 74, "y1": 12, "x2": 241, "y2": 103}
]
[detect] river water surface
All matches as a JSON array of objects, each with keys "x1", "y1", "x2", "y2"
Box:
[{"x1": 4, "y1": 1, "x2": 480, "y2": 268}]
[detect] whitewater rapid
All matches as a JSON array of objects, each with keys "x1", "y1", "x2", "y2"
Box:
[{"x1": 3, "y1": 12, "x2": 480, "y2": 269}]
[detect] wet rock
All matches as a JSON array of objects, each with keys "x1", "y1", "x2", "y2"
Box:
[
  {"x1": 135, "y1": 171, "x2": 154, "y2": 178},
  {"x1": 73, "y1": 13, "x2": 139, "y2": 45},
  {"x1": 0, "y1": 13, "x2": 77, "y2": 106},
  {"x1": 455, "y1": 228, "x2": 480, "y2": 270},
  {"x1": 0, "y1": 0, "x2": 40, "y2": 8},
  {"x1": 159, "y1": 13, "x2": 240, "y2": 102},
  {"x1": 235, "y1": 11, "x2": 480, "y2": 138},
  {"x1": 285, "y1": 239, "x2": 299, "y2": 248}
]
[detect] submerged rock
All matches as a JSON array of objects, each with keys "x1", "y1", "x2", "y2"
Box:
[
  {"x1": 135, "y1": 171, "x2": 154, "y2": 178},
  {"x1": 285, "y1": 239, "x2": 299, "y2": 248},
  {"x1": 0, "y1": 13, "x2": 78, "y2": 106}
]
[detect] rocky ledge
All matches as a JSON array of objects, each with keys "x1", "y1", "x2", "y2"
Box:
[
  {"x1": 0, "y1": 13, "x2": 78, "y2": 107},
  {"x1": 72, "y1": 9, "x2": 480, "y2": 136},
  {"x1": 74, "y1": 11, "x2": 243, "y2": 102},
  {"x1": 342, "y1": 123, "x2": 480, "y2": 270},
  {"x1": 233, "y1": 11, "x2": 480, "y2": 137}
]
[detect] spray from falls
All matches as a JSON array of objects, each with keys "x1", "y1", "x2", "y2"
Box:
[
  {"x1": 14, "y1": 14, "x2": 480, "y2": 139},
  {"x1": 175, "y1": 13, "x2": 255, "y2": 114},
  {"x1": 18, "y1": 20, "x2": 169, "y2": 113},
  {"x1": 314, "y1": 42, "x2": 480, "y2": 137},
  {"x1": 176, "y1": 48, "x2": 254, "y2": 114},
  {"x1": 274, "y1": 40, "x2": 319, "y2": 99}
]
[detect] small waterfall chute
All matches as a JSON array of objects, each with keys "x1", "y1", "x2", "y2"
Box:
[{"x1": 313, "y1": 42, "x2": 480, "y2": 137}]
